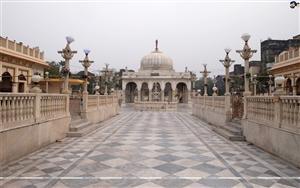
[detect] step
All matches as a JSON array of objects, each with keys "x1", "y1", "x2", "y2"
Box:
[
  {"x1": 66, "y1": 122, "x2": 100, "y2": 137},
  {"x1": 219, "y1": 124, "x2": 243, "y2": 136},
  {"x1": 69, "y1": 121, "x2": 91, "y2": 132},
  {"x1": 213, "y1": 127, "x2": 245, "y2": 141},
  {"x1": 70, "y1": 119, "x2": 86, "y2": 126}
]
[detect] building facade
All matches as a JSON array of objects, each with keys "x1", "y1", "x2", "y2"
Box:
[
  {"x1": 0, "y1": 37, "x2": 48, "y2": 93},
  {"x1": 271, "y1": 47, "x2": 300, "y2": 95},
  {"x1": 122, "y1": 41, "x2": 192, "y2": 104}
]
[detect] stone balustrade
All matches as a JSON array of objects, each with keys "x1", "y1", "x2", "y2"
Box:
[
  {"x1": 0, "y1": 93, "x2": 69, "y2": 132},
  {"x1": 244, "y1": 96, "x2": 300, "y2": 132},
  {"x1": 192, "y1": 95, "x2": 229, "y2": 126},
  {"x1": 83, "y1": 94, "x2": 120, "y2": 123},
  {"x1": 243, "y1": 96, "x2": 300, "y2": 167},
  {"x1": 0, "y1": 93, "x2": 70, "y2": 164}
]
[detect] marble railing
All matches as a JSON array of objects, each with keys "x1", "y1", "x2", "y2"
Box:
[
  {"x1": 245, "y1": 96, "x2": 276, "y2": 126},
  {"x1": 192, "y1": 96, "x2": 226, "y2": 113},
  {"x1": 0, "y1": 93, "x2": 69, "y2": 132},
  {"x1": 87, "y1": 95, "x2": 118, "y2": 110},
  {"x1": 243, "y1": 96, "x2": 300, "y2": 167},
  {"x1": 245, "y1": 96, "x2": 300, "y2": 133},
  {"x1": 192, "y1": 96, "x2": 229, "y2": 126}
]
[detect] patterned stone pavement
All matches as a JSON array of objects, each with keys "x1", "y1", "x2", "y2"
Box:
[{"x1": 1, "y1": 110, "x2": 300, "y2": 188}]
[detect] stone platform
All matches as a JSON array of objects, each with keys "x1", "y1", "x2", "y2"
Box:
[{"x1": 1, "y1": 109, "x2": 300, "y2": 188}]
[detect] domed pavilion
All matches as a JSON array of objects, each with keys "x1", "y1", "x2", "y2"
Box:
[{"x1": 122, "y1": 40, "x2": 192, "y2": 110}]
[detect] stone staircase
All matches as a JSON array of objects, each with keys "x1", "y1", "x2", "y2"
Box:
[
  {"x1": 66, "y1": 119, "x2": 98, "y2": 137},
  {"x1": 212, "y1": 120, "x2": 245, "y2": 141}
]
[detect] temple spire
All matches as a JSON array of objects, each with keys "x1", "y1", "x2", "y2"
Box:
[{"x1": 155, "y1": 39, "x2": 158, "y2": 51}]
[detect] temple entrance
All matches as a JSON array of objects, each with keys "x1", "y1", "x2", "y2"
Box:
[
  {"x1": 176, "y1": 82, "x2": 188, "y2": 103},
  {"x1": 164, "y1": 82, "x2": 172, "y2": 102},
  {"x1": 231, "y1": 94, "x2": 243, "y2": 119},
  {"x1": 0, "y1": 72, "x2": 13, "y2": 92},
  {"x1": 141, "y1": 82, "x2": 149, "y2": 101},
  {"x1": 286, "y1": 78, "x2": 293, "y2": 95},
  {"x1": 125, "y1": 82, "x2": 137, "y2": 103},
  {"x1": 152, "y1": 82, "x2": 161, "y2": 101}
]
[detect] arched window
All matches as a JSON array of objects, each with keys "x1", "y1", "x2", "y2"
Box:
[{"x1": 0, "y1": 72, "x2": 13, "y2": 92}]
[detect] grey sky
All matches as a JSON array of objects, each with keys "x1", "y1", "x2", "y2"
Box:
[{"x1": 1, "y1": 0, "x2": 299, "y2": 76}]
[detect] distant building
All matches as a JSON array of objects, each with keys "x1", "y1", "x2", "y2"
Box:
[
  {"x1": 0, "y1": 36, "x2": 48, "y2": 93},
  {"x1": 230, "y1": 64, "x2": 244, "y2": 76},
  {"x1": 249, "y1": 60, "x2": 261, "y2": 77},
  {"x1": 261, "y1": 35, "x2": 300, "y2": 72}
]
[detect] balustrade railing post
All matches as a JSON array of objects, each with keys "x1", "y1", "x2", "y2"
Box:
[
  {"x1": 81, "y1": 93, "x2": 88, "y2": 119},
  {"x1": 274, "y1": 96, "x2": 281, "y2": 128},
  {"x1": 225, "y1": 95, "x2": 231, "y2": 122},
  {"x1": 243, "y1": 96, "x2": 248, "y2": 119},
  {"x1": 66, "y1": 95, "x2": 70, "y2": 115},
  {"x1": 34, "y1": 94, "x2": 41, "y2": 123}
]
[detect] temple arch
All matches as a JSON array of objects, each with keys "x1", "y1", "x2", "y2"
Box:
[
  {"x1": 285, "y1": 78, "x2": 293, "y2": 95},
  {"x1": 151, "y1": 82, "x2": 161, "y2": 101},
  {"x1": 296, "y1": 78, "x2": 300, "y2": 95},
  {"x1": 176, "y1": 82, "x2": 188, "y2": 103},
  {"x1": 141, "y1": 82, "x2": 149, "y2": 101},
  {"x1": 0, "y1": 72, "x2": 13, "y2": 92},
  {"x1": 164, "y1": 82, "x2": 172, "y2": 102},
  {"x1": 125, "y1": 82, "x2": 137, "y2": 103}
]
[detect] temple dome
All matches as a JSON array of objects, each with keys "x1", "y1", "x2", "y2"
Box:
[{"x1": 140, "y1": 40, "x2": 174, "y2": 71}]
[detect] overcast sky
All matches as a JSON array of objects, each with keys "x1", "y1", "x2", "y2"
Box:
[{"x1": 1, "y1": 0, "x2": 299, "y2": 76}]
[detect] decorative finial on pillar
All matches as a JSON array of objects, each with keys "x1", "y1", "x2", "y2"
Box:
[{"x1": 155, "y1": 39, "x2": 158, "y2": 51}]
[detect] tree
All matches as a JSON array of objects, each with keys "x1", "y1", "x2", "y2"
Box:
[{"x1": 45, "y1": 61, "x2": 60, "y2": 77}]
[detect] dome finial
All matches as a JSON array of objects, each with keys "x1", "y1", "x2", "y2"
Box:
[{"x1": 155, "y1": 39, "x2": 158, "y2": 51}]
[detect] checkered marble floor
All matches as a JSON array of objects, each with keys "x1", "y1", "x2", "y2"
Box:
[{"x1": 1, "y1": 110, "x2": 300, "y2": 188}]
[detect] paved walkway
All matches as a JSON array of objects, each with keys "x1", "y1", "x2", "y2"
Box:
[{"x1": 1, "y1": 110, "x2": 300, "y2": 188}]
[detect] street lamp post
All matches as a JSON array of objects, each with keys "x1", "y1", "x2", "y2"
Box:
[
  {"x1": 79, "y1": 49, "x2": 94, "y2": 94},
  {"x1": 252, "y1": 74, "x2": 258, "y2": 96},
  {"x1": 58, "y1": 36, "x2": 77, "y2": 94},
  {"x1": 200, "y1": 64, "x2": 210, "y2": 96},
  {"x1": 101, "y1": 63, "x2": 112, "y2": 95},
  {"x1": 268, "y1": 75, "x2": 273, "y2": 96},
  {"x1": 236, "y1": 33, "x2": 257, "y2": 96},
  {"x1": 220, "y1": 48, "x2": 235, "y2": 96},
  {"x1": 45, "y1": 72, "x2": 49, "y2": 93}
]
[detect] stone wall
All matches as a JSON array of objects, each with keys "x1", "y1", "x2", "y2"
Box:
[
  {"x1": 243, "y1": 96, "x2": 300, "y2": 167},
  {"x1": 0, "y1": 94, "x2": 71, "y2": 165}
]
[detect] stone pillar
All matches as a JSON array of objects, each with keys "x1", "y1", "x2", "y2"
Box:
[
  {"x1": 137, "y1": 90, "x2": 141, "y2": 102},
  {"x1": 244, "y1": 59, "x2": 251, "y2": 96}
]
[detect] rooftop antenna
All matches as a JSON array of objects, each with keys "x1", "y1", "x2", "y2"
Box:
[{"x1": 155, "y1": 39, "x2": 158, "y2": 51}]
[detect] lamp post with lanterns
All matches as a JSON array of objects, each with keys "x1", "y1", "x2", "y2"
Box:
[
  {"x1": 236, "y1": 33, "x2": 257, "y2": 96},
  {"x1": 220, "y1": 48, "x2": 235, "y2": 96},
  {"x1": 44, "y1": 72, "x2": 49, "y2": 93},
  {"x1": 268, "y1": 75, "x2": 273, "y2": 96},
  {"x1": 200, "y1": 64, "x2": 210, "y2": 96},
  {"x1": 58, "y1": 36, "x2": 77, "y2": 94},
  {"x1": 79, "y1": 49, "x2": 94, "y2": 94}
]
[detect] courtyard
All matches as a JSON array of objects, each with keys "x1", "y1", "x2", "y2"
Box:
[{"x1": 1, "y1": 109, "x2": 300, "y2": 188}]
